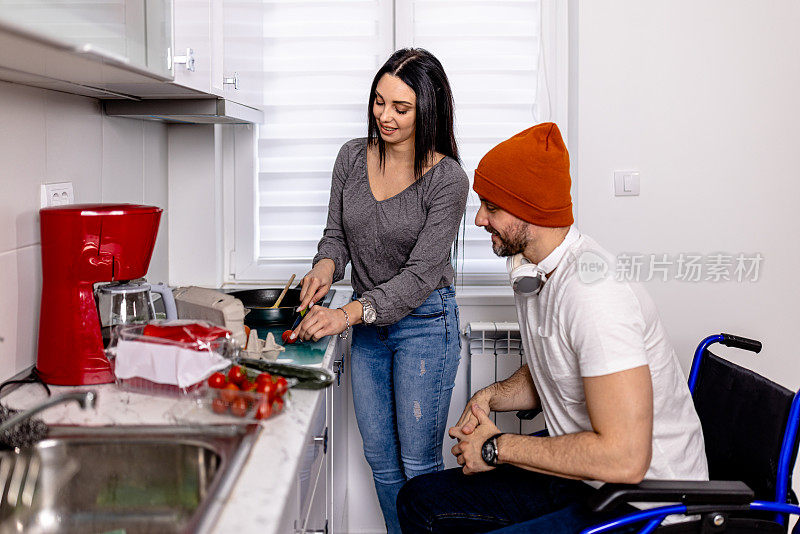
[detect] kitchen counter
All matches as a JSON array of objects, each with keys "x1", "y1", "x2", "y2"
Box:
[{"x1": 2, "y1": 289, "x2": 350, "y2": 534}]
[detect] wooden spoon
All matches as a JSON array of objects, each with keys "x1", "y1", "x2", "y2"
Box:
[{"x1": 269, "y1": 274, "x2": 296, "y2": 309}]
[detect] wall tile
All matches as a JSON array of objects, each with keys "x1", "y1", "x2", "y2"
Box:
[
  {"x1": 0, "y1": 246, "x2": 42, "y2": 379},
  {"x1": 44, "y1": 91, "x2": 103, "y2": 204},
  {"x1": 101, "y1": 116, "x2": 144, "y2": 203},
  {"x1": 0, "y1": 82, "x2": 47, "y2": 254},
  {"x1": 0, "y1": 83, "x2": 169, "y2": 383},
  {"x1": 143, "y1": 120, "x2": 168, "y2": 209},
  {"x1": 148, "y1": 214, "x2": 170, "y2": 284}
]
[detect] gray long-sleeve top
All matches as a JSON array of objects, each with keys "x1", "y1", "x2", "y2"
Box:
[{"x1": 312, "y1": 138, "x2": 469, "y2": 326}]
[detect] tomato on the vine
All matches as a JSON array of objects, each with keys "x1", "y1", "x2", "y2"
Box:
[
  {"x1": 254, "y1": 399, "x2": 272, "y2": 420},
  {"x1": 220, "y1": 383, "x2": 239, "y2": 403},
  {"x1": 256, "y1": 379, "x2": 276, "y2": 401},
  {"x1": 207, "y1": 372, "x2": 226, "y2": 389},
  {"x1": 275, "y1": 376, "x2": 289, "y2": 396},
  {"x1": 231, "y1": 397, "x2": 248, "y2": 417},
  {"x1": 256, "y1": 373, "x2": 272, "y2": 386},
  {"x1": 227, "y1": 365, "x2": 246, "y2": 386},
  {"x1": 212, "y1": 397, "x2": 227, "y2": 414}
]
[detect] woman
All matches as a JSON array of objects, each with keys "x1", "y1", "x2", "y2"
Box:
[{"x1": 292, "y1": 48, "x2": 468, "y2": 532}]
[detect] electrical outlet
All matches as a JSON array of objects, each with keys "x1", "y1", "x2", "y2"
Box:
[{"x1": 40, "y1": 182, "x2": 74, "y2": 208}]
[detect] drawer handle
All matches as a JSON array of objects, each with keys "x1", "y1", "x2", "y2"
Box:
[
  {"x1": 333, "y1": 357, "x2": 345, "y2": 386},
  {"x1": 313, "y1": 426, "x2": 328, "y2": 455}
]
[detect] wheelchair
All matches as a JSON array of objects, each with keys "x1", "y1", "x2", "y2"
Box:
[{"x1": 580, "y1": 333, "x2": 800, "y2": 533}]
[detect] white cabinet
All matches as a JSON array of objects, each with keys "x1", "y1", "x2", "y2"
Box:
[
  {"x1": 328, "y1": 337, "x2": 349, "y2": 533},
  {"x1": 285, "y1": 335, "x2": 349, "y2": 534},
  {"x1": 0, "y1": 0, "x2": 264, "y2": 112},
  {"x1": 221, "y1": 1, "x2": 263, "y2": 109},
  {"x1": 171, "y1": 0, "x2": 262, "y2": 108},
  {"x1": 172, "y1": 0, "x2": 222, "y2": 96}
]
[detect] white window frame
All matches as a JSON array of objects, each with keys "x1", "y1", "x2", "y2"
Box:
[{"x1": 227, "y1": 0, "x2": 572, "y2": 287}]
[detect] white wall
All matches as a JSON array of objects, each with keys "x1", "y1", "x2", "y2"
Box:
[
  {"x1": 0, "y1": 81, "x2": 169, "y2": 382},
  {"x1": 574, "y1": 0, "x2": 800, "y2": 513},
  {"x1": 574, "y1": 0, "x2": 800, "y2": 386}
]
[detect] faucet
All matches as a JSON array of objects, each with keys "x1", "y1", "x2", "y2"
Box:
[{"x1": 0, "y1": 391, "x2": 97, "y2": 434}]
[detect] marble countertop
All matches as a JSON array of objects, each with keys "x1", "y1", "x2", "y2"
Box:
[{"x1": 2, "y1": 289, "x2": 350, "y2": 534}]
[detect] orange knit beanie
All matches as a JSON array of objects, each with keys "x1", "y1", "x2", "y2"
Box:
[{"x1": 473, "y1": 122, "x2": 573, "y2": 227}]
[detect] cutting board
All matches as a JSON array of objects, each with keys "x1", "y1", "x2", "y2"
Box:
[{"x1": 252, "y1": 325, "x2": 329, "y2": 366}]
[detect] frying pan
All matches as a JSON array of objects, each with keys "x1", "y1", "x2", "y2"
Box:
[{"x1": 228, "y1": 288, "x2": 336, "y2": 326}]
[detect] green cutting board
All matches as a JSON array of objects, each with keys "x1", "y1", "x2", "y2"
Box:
[{"x1": 252, "y1": 325, "x2": 329, "y2": 366}]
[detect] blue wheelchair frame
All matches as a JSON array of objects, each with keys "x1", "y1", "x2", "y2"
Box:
[{"x1": 581, "y1": 334, "x2": 800, "y2": 534}]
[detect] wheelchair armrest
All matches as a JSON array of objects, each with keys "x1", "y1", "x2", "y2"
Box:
[
  {"x1": 589, "y1": 480, "x2": 754, "y2": 513},
  {"x1": 515, "y1": 408, "x2": 542, "y2": 420}
]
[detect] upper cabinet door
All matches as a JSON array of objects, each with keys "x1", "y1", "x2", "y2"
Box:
[
  {"x1": 0, "y1": 0, "x2": 172, "y2": 79},
  {"x1": 221, "y1": 0, "x2": 263, "y2": 109},
  {"x1": 172, "y1": 0, "x2": 220, "y2": 96}
]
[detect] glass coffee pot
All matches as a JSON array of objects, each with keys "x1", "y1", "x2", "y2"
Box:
[{"x1": 95, "y1": 279, "x2": 177, "y2": 346}]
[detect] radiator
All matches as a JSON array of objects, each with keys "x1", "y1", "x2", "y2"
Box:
[{"x1": 465, "y1": 322, "x2": 544, "y2": 435}]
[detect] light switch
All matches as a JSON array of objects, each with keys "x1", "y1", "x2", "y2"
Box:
[{"x1": 614, "y1": 171, "x2": 640, "y2": 196}]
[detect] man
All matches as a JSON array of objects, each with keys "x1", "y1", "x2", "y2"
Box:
[{"x1": 396, "y1": 123, "x2": 708, "y2": 533}]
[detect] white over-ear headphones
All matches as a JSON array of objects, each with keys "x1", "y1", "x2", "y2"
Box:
[
  {"x1": 506, "y1": 226, "x2": 581, "y2": 296},
  {"x1": 507, "y1": 255, "x2": 547, "y2": 296}
]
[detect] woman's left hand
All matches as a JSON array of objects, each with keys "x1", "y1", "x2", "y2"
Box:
[{"x1": 294, "y1": 306, "x2": 348, "y2": 342}]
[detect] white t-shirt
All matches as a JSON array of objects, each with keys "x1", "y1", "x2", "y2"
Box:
[{"x1": 514, "y1": 229, "x2": 708, "y2": 485}]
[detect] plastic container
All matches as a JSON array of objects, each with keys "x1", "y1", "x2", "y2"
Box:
[
  {"x1": 168, "y1": 383, "x2": 293, "y2": 424},
  {"x1": 107, "y1": 320, "x2": 238, "y2": 396}
]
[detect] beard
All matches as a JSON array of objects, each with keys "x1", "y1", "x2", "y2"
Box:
[{"x1": 489, "y1": 221, "x2": 529, "y2": 257}]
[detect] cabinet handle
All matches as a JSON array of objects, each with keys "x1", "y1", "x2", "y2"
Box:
[
  {"x1": 173, "y1": 48, "x2": 195, "y2": 72},
  {"x1": 313, "y1": 426, "x2": 328, "y2": 455},
  {"x1": 223, "y1": 73, "x2": 239, "y2": 90},
  {"x1": 333, "y1": 357, "x2": 344, "y2": 386}
]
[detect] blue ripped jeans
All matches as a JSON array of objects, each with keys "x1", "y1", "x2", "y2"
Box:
[{"x1": 351, "y1": 286, "x2": 461, "y2": 534}]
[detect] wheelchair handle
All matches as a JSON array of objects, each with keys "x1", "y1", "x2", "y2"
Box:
[{"x1": 720, "y1": 333, "x2": 762, "y2": 353}]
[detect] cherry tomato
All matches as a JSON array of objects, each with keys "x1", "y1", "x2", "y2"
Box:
[
  {"x1": 220, "y1": 383, "x2": 239, "y2": 403},
  {"x1": 273, "y1": 396, "x2": 285, "y2": 414},
  {"x1": 208, "y1": 372, "x2": 226, "y2": 389},
  {"x1": 212, "y1": 397, "x2": 227, "y2": 414},
  {"x1": 227, "y1": 366, "x2": 246, "y2": 386},
  {"x1": 254, "y1": 399, "x2": 272, "y2": 420},
  {"x1": 231, "y1": 397, "x2": 248, "y2": 417},
  {"x1": 256, "y1": 379, "x2": 276, "y2": 402},
  {"x1": 281, "y1": 330, "x2": 295, "y2": 344},
  {"x1": 275, "y1": 376, "x2": 289, "y2": 396},
  {"x1": 256, "y1": 373, "x2": 272, "y2": 386}
]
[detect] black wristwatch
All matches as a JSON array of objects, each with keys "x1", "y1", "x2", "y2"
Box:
[{"x1": 481, "y1": 433, "x2": 504, "y2": 466}]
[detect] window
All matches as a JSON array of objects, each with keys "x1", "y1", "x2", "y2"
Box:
[{"x1": 233, "y1": 0, "x2": 567, "y2": 286}]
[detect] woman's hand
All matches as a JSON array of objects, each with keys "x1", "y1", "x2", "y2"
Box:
[
  {"x1": 299, "y1": 259, "x2": 335, "y2": 312},
  {"x1": 294, "y1": 306, "x2": 348, "y2": 342}
]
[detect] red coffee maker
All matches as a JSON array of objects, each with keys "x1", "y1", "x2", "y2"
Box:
[{"x1": 37, "y1": 204, "x2": 163, "y2": 385}]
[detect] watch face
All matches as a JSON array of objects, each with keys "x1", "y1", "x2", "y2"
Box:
[
  {"x1": 359, "y1": 299, "x2": 376, "y2": 323},
  {"x1": 481, "y1": 439, "x2": 495, "y2": 465}
]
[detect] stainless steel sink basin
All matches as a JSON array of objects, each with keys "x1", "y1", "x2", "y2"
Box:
[{"x1": 0, "y1": 424, "x2": 260, "y2": 534}]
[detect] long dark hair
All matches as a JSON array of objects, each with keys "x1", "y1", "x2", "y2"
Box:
[{"x1": 367, "y1": 48, "x2": 459, "y2": 180}]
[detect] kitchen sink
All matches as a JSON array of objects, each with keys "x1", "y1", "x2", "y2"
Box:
[{"x1": 0, "y1": 424, "x2": 260, "y2": 534}]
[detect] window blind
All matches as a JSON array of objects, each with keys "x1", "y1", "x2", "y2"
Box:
[
  {"x1": 398, "y1": 0, "x2": 543, "y2": 284},
  {"x1": 243, "y1": 0, "x2": 543, "y2": 285},
  {"x1": 251, "y1": 0, "x2": 392, "y2": 283}
]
